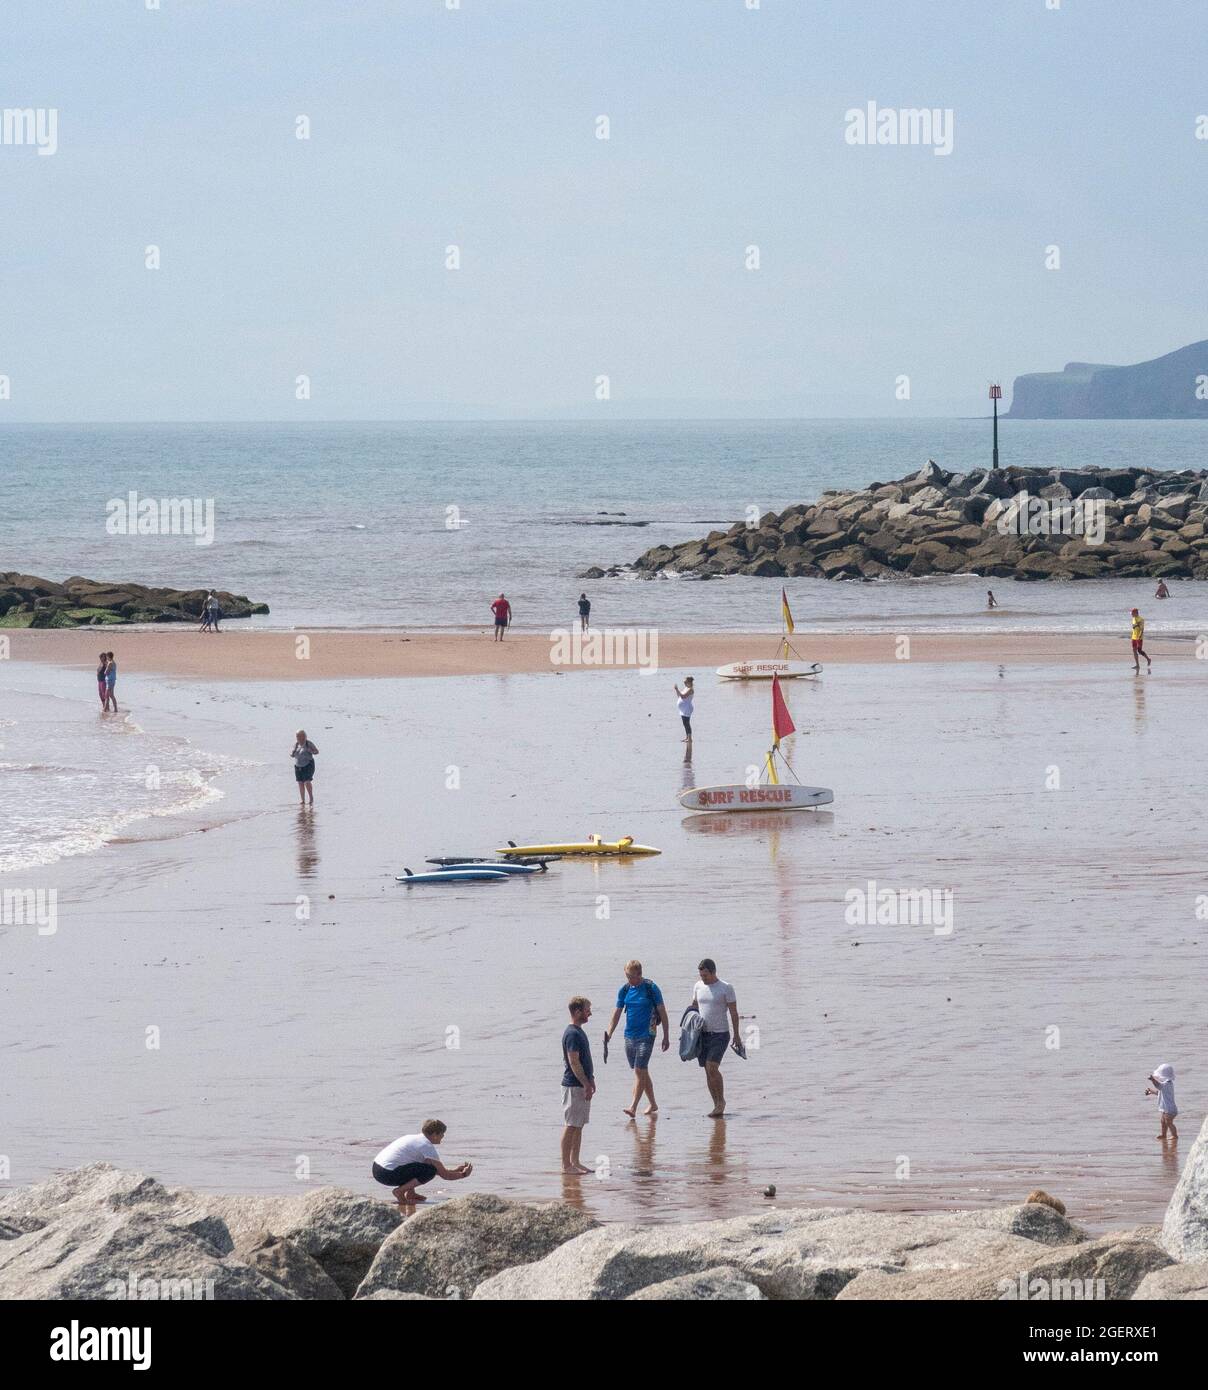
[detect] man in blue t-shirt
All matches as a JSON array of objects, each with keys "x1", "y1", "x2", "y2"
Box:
[
  {"x1": 561, "y1": 996, "x2": 595, "y2": 1173},
  {"x1": 603, "y1": 959, "x2": 669, "y2": 1117}
]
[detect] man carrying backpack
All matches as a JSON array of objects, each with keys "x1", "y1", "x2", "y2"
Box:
[
  {"x1": 688, "y1": 959, "x2": 743, "y2": 1118},
  {"x1": 604, "y1": 959, "x2": 669, "y2": 1117}
]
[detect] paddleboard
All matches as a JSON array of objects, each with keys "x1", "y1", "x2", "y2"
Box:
[
  {"x1": 437, "y1": 861, "x2": 546, "y2": 876},
  {"x1": 678, "y1": 783, "x2": 833, "y2": 812},
  {"x1": 716, "y1": 660, "x2": 821, "y2": 680},
  {"x1": 396, "y1": 868, "x2": 511, "y2": 884},
  {"x1": 497, "y1": 835, "x2": 661, "y2": 857}
]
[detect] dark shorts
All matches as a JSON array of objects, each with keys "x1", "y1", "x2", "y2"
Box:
[
  {"x1": 681, "y1": 715, "x2": 692, "y2": 733},
  {"x1": 372, "y1": 1161, "x2": 436, "y2": 1188},
  {"x1": 494, "y1": 619, "x2": 507, "y2": 628},
  {"x1": 295, "y1": 761, "x2": 315, "y2": 783},
  {"x1": 625, "y1": 1034, "x2": 655, "y2": 1070},
  {"x1": 698, "y1": 1029, "x2": 730, "y2": 1067}
]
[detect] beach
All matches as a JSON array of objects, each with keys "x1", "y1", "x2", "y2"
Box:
[
  {"x1": 3, "y1": 632, "x2": 1205, "y2": 1232},
  {"x1": 8, "y1": 624, "x2": 1201, "y2": 681}
]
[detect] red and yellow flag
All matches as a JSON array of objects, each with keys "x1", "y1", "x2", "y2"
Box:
[
  {"x1": 771, "y1": 673, "x2": 795, "y2": 747},
  {"x1": 781, "y1": 586, "x2": 795, "y2": 635}
]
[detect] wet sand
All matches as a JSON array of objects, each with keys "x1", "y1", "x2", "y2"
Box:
[
  {"x1": 2, "y1": 649, "x2": 1205, "y2": 1230},
  {"x1": 7, "y1": 625, "x2": 1199, "y2": 681}
]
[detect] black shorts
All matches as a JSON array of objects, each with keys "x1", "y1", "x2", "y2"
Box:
[
  {"x1": 494, "y1": 618, "x2": 507, "y2": 628},
  {"x1": 294, "y1": 761, "x2": 315, "y2": 783},
  {"x1": 372, "y1": 1161, "x2": 436, "y2": 1188},
  {"x1": 698, "y1": 1029, "x2": 730, "y2": 1066}
]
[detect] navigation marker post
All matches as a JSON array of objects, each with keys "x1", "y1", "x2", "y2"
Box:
[{"x1": 989, "y1": 383, "x2": 1002, "y2": 469}]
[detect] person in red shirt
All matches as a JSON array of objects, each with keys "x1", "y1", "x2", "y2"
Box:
[{"x1": 490, "y1": 593, "x2": 511, "y2": 641}]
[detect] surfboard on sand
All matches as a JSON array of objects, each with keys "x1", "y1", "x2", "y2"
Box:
[
  {"x1": 678, "y1": 783, "x2": 833, "y2": 812},
  {"x1": 716, "y1": 659, "x2": 821, "y2": 680}
]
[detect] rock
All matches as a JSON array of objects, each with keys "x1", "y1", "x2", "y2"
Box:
[
  {"x1": 627, "y1": 1266, "x2": 766, "y2": 1300},
  {"x1": 839, "y1": 1228, "x2": 1167, "y2": 1301},
  {"x1": 1078, "y1": 486, "x2": 1115, "y2": 501},
  {"x1": 0, "y1": 1207, "x2": 289, "y2": 1301},
  {"x1": 913, "y1": 459, "x2": 949, "y2": 487},
  {"x1": 1039, "y1": 482, "x2": 1073, "y2": 501},
  {"x1": 1132, "y1": 1263, "x2": 1208, "y2": 1300},
  {"x1": 203, "y1": 1188, "x2": 401, "y2": 1299},
  {"x1": 1162, "y1": 1113, "x2": 1208, "y2": 1261},
  {"x1": 1155, "y1": 494, "x2": 1193, "y2": 521},
  {"x1": 241, "y1": 1233, "x2": 346, "y2": 1300},
  {"x1": 473, "y1": 1203, "x2": 1081, "y2": 1302},
  {"x1": 355, "y1": 1193, "x2": 597, "y2": 1301}
]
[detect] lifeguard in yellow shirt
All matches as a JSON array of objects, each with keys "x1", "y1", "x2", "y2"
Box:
[{"x1": 1130, "y1": 608, "x2": 1152, "y2": 674}]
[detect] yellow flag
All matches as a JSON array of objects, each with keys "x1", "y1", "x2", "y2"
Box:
[{"x1": 781, "y1": 586, "x2": 794, "y2": 635}]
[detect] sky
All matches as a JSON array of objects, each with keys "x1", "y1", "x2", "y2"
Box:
[{"x1": 2, "y1": 0, "x2": 1206, "y2": 420}]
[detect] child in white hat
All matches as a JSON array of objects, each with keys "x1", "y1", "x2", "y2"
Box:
[{"x1": 1145, "y1": 1063, "x2": 1178, "y2": 1143}]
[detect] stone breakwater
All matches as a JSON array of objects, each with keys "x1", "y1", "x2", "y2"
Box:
[
  {"x1": 601, "y1": 461, "x2": 1208, "y2": 583},
  {"x1": 3, "y1": 1118, "x2": 1208, "y2": 1299},
  {"x1": 0, "y1": 574, "x2": 269, "y2": 628}
]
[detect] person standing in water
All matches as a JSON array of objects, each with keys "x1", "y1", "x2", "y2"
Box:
[
  {"x1": 292, "y1": 729, "x2": 318, "y2": 804},
  {"x1": 604, "y1": 959, "x2": 669, "y2": 1118},
  {"x1": 95, "y1": 652, "x2": 109, "y2": 709},
  {"x1": 103, "y1": 652, "x2": 118, "y2": 712},
  {"x1": 675, "y1": 677, "x2": 694, "y2": 742},
  {"x1": 490, "y1": 593, "x2": 511, "y2": 641},
  {"x1": 1145, "y1": 1063, "x2": 1178, "y2": 1143},
  {"x1": 560, "y1": 996, "x2": 595, "y2": 1174},
  {"x1": 1130, "y1": 608, "x2": 1152, "y2": 674},
  {"x1": 986, "y1": 590, "x2": 998, "y2": 609},
  {"x1": 688, "y1": 959, "x2": 744, "y2": 1119},
  {"x1": 577, "y1": 592, "x2": 591, "y2": 633},
  {"x1": 1155, "y1": 580, "x2": 1170, "y2": 599}
]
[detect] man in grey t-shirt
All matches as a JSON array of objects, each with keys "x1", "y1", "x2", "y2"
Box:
[{"x1": 689, "y1": 958, "x2": 742, "y2": 1118}]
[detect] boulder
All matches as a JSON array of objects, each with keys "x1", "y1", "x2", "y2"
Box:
[
  {"x1": 839, "y1": 1228, "x2": 1168, "y2": 1302},
  {"x1": 202, "y1": 1188, "x2": 401, "y2": 1299},
  {"x1": 473, "y1": 1203, "x2": 1081, "y2": 1302},
  {"x1": 1162, "y1": 1114, "x2": 1208, "y2": 1261},
  {"x1": 0, "y1": 1206, "x2": 289, "y2": 1301},
  {"x1": 241, "y1": 1233, "x2": 346, "y2": 1300},
  {"x1": 627, "y1": 1266, "x2": 766, "y2": 1300},
  {"x1": 1132, "y1": 1263, "x2": 1208, "y2": 1300},
  {"x1": 355, "y1": 1194, "x2": 597, "y2": 1301}
]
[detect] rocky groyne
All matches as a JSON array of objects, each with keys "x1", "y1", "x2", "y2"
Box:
[
  {"x1": 601, "y1": 461, "x2": 1208, "y2": 583},
  {"x1": 0, "y1": 574, "x2": 269, "y2": 628},
  {"x1": 3, "y1": 1118, "x2": 1207, "y2": 1299}
]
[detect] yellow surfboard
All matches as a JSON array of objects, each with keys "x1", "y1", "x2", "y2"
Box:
[{"x1": 496, "y1": 835, "x2": 661, "y2": 858}]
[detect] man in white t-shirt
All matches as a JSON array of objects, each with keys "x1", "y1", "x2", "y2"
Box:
[
  {"x1": 371, "y1": 1119, "x2": 473, "y2": 1205},
  {"x1": 689, "y1": 959, "x2": 742, "y2": 1118}
]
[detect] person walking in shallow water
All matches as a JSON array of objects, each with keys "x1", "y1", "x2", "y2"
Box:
[
  {"x1": 1145, "y1": 1063, "x2": 1178, "y2": 1143},
  {"x1": 986, "y1": 589, "x2": 998, "y2": 609},
  {"x1": 1130, "y1": 608, "x2": 1152, "y2": 674},
  {"x1": 577, "y1": 592, "x2": 591, "y2": 633},
  {"x1": 103, "y1": 652, "x2": 118, "y2": 712},
  {"x1": 675, "y1": 677, "x2": 694, "y2": 743},
  {"x1": 291, "y1": 729, "x2": 318, "y2": 804}
]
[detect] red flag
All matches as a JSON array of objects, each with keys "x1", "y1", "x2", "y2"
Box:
[{"x1": 771, "y1": 673, "x2": 795, "y2": 746}]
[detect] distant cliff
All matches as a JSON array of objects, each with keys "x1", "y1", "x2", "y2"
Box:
[{"x1": 1007, "y1": 340, "x2": 1208, "y2": 419}]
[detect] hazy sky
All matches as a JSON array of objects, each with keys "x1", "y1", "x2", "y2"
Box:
[{"x1": 3, "y1": 0, "x2": 1206, "y2": 420}]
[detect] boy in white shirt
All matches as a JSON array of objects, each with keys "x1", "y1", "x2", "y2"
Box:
[
  {"x1": 371, "y1": 1119, "x2": 473, "y2": 1205},
  {"x1": 1145, "y1": 1064, "x2": 1178, "y2": 1143},
  {"x1": 689, "y1": 959, "x2": 743, "y2": 1118}
]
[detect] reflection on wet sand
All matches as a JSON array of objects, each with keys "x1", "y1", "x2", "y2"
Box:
[
  {"x1": 294, "y1": 806, "x2": 319, "y2": 878},
  {"x1": 680, "y1": 810, "x2": 835, "y2": 836}
]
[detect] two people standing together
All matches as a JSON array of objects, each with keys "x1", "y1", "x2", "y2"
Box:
[{"x1": 95, "y1": 652, "x2": 118, "y2": 712}]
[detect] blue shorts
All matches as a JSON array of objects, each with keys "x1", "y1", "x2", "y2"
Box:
[
  {"x1": 698, "y1": 1029, "x2": 730, "y2": 1067},
  {"x1": 624, "y1": 1035, "x2": 655, "y2": 1070}
]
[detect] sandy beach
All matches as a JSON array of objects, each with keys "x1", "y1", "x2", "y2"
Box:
[{"x1": 8, "y1": 625, "x2": 1199, "y2": 681}]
